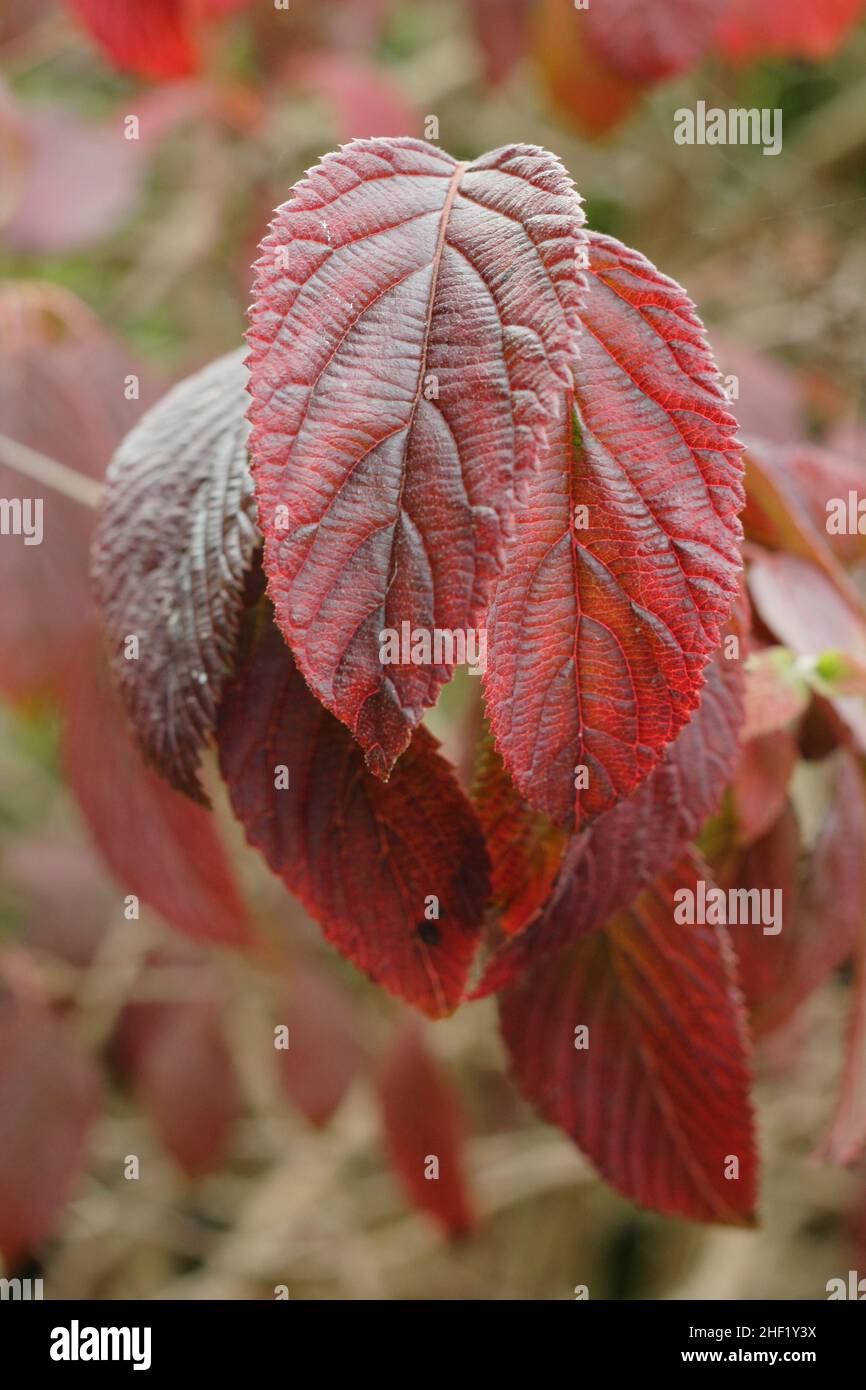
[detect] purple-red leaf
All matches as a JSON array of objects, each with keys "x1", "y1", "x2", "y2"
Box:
[
  {"x1": 484, "y1": 232, "x2": 743, "y2": 828},
  {"x1": 499, "y1": 856, "x2": 758, "y2": 1225},
  {"x1": 92, "y1": 350, "x2": 259, "y2": 804},
  {"x1": 246, "y1": 136, "x2": 584, "y2": 778},
  {"x1": 217, "y1": 608, "x2": 490, "y2": 1017}
]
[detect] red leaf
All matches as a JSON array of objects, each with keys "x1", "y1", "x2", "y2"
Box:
[
  {"x1": 0, "y1": 283, "x2": 156, "y2": 701},
  {"x1": 118, "y1": 983, "x2": 241, "y2": 1177},
  {"x1": 477, "y1": 632, "x2": 744, "y2": 996},
  {"x1": 68, "y1": 0, "x2": 198, "y2": 79},
  {"x1": 65, "y1": 642, "x2": 253, "y2": 949},
  {"x1": 92, "y1": 350, "x2": 259, "y2": 804},
  {"x1": 217, "y1": 608, "x2": 490, "y2": 1017},
  {"x1": 717, "y1": 0, "x2": 866, "y2": 64},
  {"x1": 744, "y1": 441, "x2": 866, "y2": 598},
  {"x1": 584, "y1": 0, "x2": 719, "y2": 82},
  {"x1": 731, "y1": 729, "x2": 798, "y2": 846},
  {"x1": 499, "y1": 857, "x2": 758, "y2": 1225},
  {"x1": 721, "y1": 803, "x2": 801, "y2": 1026},
  {"x1": 377, "y1": 1023, "x2": 475, "y2": 1236},
  {"x1": 0, "y1": 983, "x2": 100, "y2": 1265},
  {"x1": 275, "y1": 960, "x2": 366, "y2": 1126},
  {"x1": 246, "y1": 137, "x2": 584, "y2": 779},
  {"x1": 746, "y1": 752, "x2": 865, "y2": 1036},
  {"x1": 472, "y1": 730, "x2": 566, "y2": 937},
  {"x1": 742, "y1": 646, "x2": 809, "y2": 741},
  {"x1": 485, "y1": 232, "x2": 743, "y2": 828}
]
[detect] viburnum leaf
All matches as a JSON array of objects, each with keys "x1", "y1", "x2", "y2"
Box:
[
  {"x1": 246, "y1": 136, "x2": 584, "y2": 779},
  {"x1": 584, "y1": 0, "x2": 719, "y2": 83},
  {"x1": 499, "y1": 855, "x2": 757, "y2": 1225},
  {"x1": 720, "y1": 802, "x2": 801, "y2": 1027},
  {"x1": 472, "y1": 728, "x2": 566, "y2": 937},
  {"x1": 476, "y1": 629, "x2": 744, "y2": 996},
  {"x1": 376, "y1": 1023, "x2": 475, "y2": 1236},
  {"x1": 0, "y1": 982, "x2": 100, "y2": 1266},
  {"x1": 65, "y1": 640, "x2": 253, "y2": 948},
  {"x1": 717, "y1": 0, "x2": 866, "y2": 63},
  {"x1": 217, "y1": 605, "x2": 490, "y2": 1017},
  {"x1": 92, "y1": 349, "x2": 259, "y2": 805},
  {"x1": 730, "y1": 729, "x2": 798, "y2": 847},
  {"x1": 484, "y1": 232, "x2": 743, "y2": 829},
  {"x1": 275, "y1": 960, "x2": 366, "y2": 1126},
  {"x1": 738, "y1": 751, "x2": 865, "y2": 1037},
  {"x1": 115, "y1": 963, "x2": 241, "y2": 1178}
]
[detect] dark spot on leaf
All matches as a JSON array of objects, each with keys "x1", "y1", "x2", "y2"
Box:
[{"x1": 416, "y1": 921, "x2": 440, "y2": 947}]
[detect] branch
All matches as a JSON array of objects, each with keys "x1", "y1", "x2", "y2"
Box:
[{"x1": 0, "y1": 433, "x2": 102, "y2": 509}]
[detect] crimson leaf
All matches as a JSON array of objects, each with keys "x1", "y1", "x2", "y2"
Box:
[
  {"x1": 217, "y1": 607, "x2": 490, "y2": 1017},
  {"x1": 246, "y1": 136, "x2": 584, "y2": 779},
  {"x1": 92, "y1": 349, "x2": 259, "y2": 804},
  {"x1": 499, "y1": 855, "x2": 757, "y2": 1225},
  {"x1": 477, "y1": 629, "x2": 744, "y2": 996},
  {"x1": 484, "y1": 232, "x2": 743, "y2": 827}
]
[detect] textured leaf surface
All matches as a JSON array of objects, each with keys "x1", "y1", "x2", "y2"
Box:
[
  {"x1": 92, "y1": 350, "x2": 259, "y2": 804},
  {"x1": 246, "y1": 136, "x2": 584, "y2": 778},
  {"x1": 218, "y1": 608, "x2": 490, "y2": 1017},
  {"x1": 584, "y1": 0, "x2": 719, "y2": 82},
  {"x1": 0, "y1": 986, "x2": 100, "y2": 1265},
  {"x1": 499, "y1": 857, "x2": 757, "y2": 1225},
  {"x1": 485, "y1": 232, "x2": 743, "y2": 828},
  {"x1": 377, "y1": 1024, "x2": 475, "y2": 1236},
  {"x1": 65, "y1": 642, "x2": 253, "y2": 948},
  {"x1": 477, "y1": 635, "x2": 744, "y2": 996},
  {"x1": 718, "y1": 0, "x2": 866, "y2": 63},
  {"x1": 472, "y1": 729, "x2": 566, "y2": 936}
]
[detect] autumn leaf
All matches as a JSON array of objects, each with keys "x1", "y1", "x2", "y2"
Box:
[
  {"x1": 92, "y1": 349, "x2": 259, "y2": 804},
  {"x1": 0, "y1": 981, "x2": 100, "y2": 1265},
  {"x1": 584, "y1": 0, "x2": 719, "y2": 83},
  {"x1": 484, "y1": 232, "x2": 743, "y2": 828},
  {"x1": 499, "y1": 856, "x2": 757, "y2": 1225},
  {"x1": 65, "y1": 640, "x2": 253, "y2": 949},
  {"x1": 218, "y1": 606, "x2": 490, "y2": 1017},
  {"x1": 246, "y1": 136, "x2": 585, "y2": 779},
  {"x1": 0, "y1": 283, "x2": 155, "y2": 701},
  {"x1": 376, "y1": 1022, "x2": 475, "y2": 1236},
  {"x1": 477, "y1": 631, "x2": 744, "y2": 997},
  {"x1": 275, "y1": 959, "x2": 366, "y2": 1126}
]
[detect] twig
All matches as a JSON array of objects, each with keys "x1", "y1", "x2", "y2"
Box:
[{"x1": 0, "y1": 432, "x2": 102, "y2": 509}]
